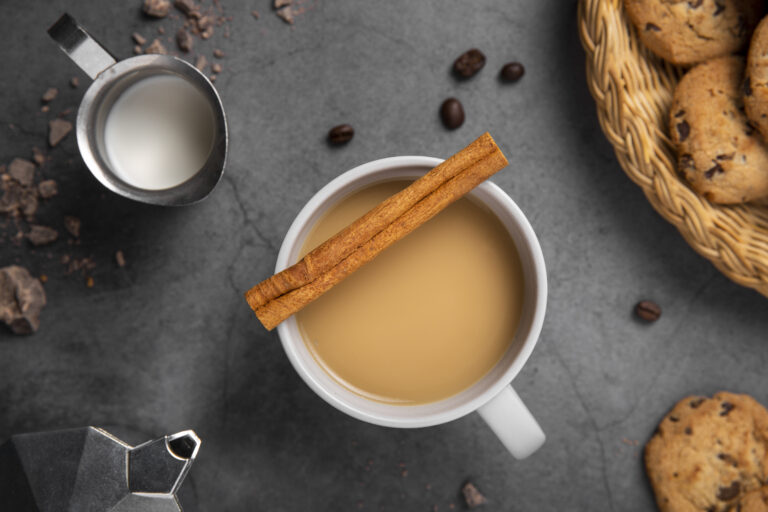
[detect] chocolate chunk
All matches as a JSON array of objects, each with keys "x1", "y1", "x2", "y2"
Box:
[
  {"x1": 462, "y1": 482, "x2": 487, "y2": 508},
  {"x1": 115, "y1": 250, "x2": 126, "y2": 268},
  {"x1": 38, "y1": 180, "x2": 58, "y2": 199},
  {"x1": 718, "y1": 453, "x2": 738, "y2": 467},
  {"x1": 720, "y1": 402, "x2": 735, "y2": 416},
  {"x1": 132, "y1": 32, "x2": 147, "y2": 45},
  {"x1": 213, "y1": 49, "x2": 224, "y2": 58},
  {"x1": 70, "y1": 77, "x2": 79, "y2": 88},
  {"x1": 328, "y1": 124, "x2": 354, "y2": 145},
  {"x1": 48, "y1": 118, "x2": 72, "y2": 147},
  {"x1": 453, "y1": 49, "x2": 486, "y2": 79},
  {"x1": 276, "y1": 5, "x2": 294, "y2": 24},
  {"x1": 714, "y1": 1, "x2": 725, "y2": 15},
  {"x1": 41, "y1": 88, "x2": 58, "y2": 103},
  {"x1": 31, "y1": 147, "x2": 45, "y2": 166},
  {"x1": 8, "y1": 158, "x2": 35, "y2": 186},
  {"x1": 690, "y1": 398, "x2": 705, "y2": 408},
  {"x1": 211, "y1": 62, "x2": 222, "y2": 74},
  {"x1": 676, "y1": 120, "x2": 690, "y2": 142},
  {"x1": 27, "y1": 225, "x2": 58, "y2": 246},
  {"x1": 64, "y1": 216, "x2": 81, "y2": 238},
  {"x1": 645, "y1": 22, "x2": 661, "y2": 31},
  {"x1": 500, "y1": 62, "x2": 525, "y2": 83},
  {"x1": 440, "y1": 98, "x2": 465, "y2": 130},
  {"x1": 176, "y1": 28, "x2": 193, "y2": 52},
  {"x1": 174, "y1": 0, "x2": 198, "y2": 16},
  {"x1": 0, "y1": 266, "x2": 46, "y2": 335},
  {"x1": 717, "y1": 481, "x2": 740, "y2": 501},
  {"x1": 685, "y1": 427, "x2": 692, "y2": 435},
  {"x1": 143, "y1": 0, "x2": 171, "y2": 17},
  {"x1": 705, "y1": 163, "x2": 724, "y2": 179},
  {"x1": 144, "y1": 39, "x2": 168, "y2": 55},
  {"x1": 634, "y1": 300, "x2": 661, "y2": 322},
  {"x1": 675, "y1": 110, "x2": 686, "y2": 118},
  {"x1": 195, "y1": 55, "x2": 208, "y2": 72},
  {"x1": 743, "y1": 77, "x2": 753, "y2": 97}
]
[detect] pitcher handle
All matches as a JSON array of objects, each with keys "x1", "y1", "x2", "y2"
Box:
[
  {"x1": 477, "y1": 385, "x2": 545, "y2": 459},
  {"x1": 48, "y1": 13, "x2": 116, "y2": 80}
]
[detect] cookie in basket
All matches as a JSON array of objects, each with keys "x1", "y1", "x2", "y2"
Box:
[
  {"x1": 623, "y1": 0, "x2": 763, "y2": 65},
  {"x1": 645, "y1": 392, "x2": 768, "y2": 512},
  {"x1": 745, "y1": 16, "x2": 768, "y2": 141},
  {"x1": 670, "y1": 56, "x2": 768, "y2": 204}
]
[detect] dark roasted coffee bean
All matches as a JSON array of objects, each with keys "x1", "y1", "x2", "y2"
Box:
[
  {"x1": 635, "y1": 300, "x2": 661, "y2": 322},
  {"x1": 453, "y1": 49, "x2": 486, "y2": 78},
  {"x1": 328, "y1": 124, "x2": 354, "y2": 145},
  {"x1": 440, "y1": 98, "x2": 464, "y2": 130},
  {"x1": 500, "y1": 62, "x2": 525, "y2": 82}
]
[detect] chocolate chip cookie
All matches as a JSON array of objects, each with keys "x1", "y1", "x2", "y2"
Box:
[
  {"x1": 744, "y1": 16, "x2": 768, "y2": 141},
  {"x1": 623, "y1": 0, "x2": 763, "y2": 65},
  {"x1": 670, "y1": 56, "x2": 768, "y2": 203},
  {"x1": 645, "y1": 392, "x2": 768, "y2": 512}
]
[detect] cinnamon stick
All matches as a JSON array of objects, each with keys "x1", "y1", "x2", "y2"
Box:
[
  {"x1": 248, "y1": 132, "x2": 508, "y2": 331},
  {"x1": 245, "y1": 132, "x2": 504, "y2": 312}
]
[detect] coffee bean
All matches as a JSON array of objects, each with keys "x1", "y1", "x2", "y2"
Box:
[
  {"x1": 635, "y1": 300, "x2": 661, "y2": 322},
  {"x1": 453, "y1": 49, "x2": 486, "y2": 79},
  {"x1": 328, "y1": 124, "x2": 354, "y2": 145},
  {"x1": 440, "y1": 98, "x2": 464, "y2": 130},
  {"x1": 500, "y1": 62, "x2": 525, "y2": 82}
]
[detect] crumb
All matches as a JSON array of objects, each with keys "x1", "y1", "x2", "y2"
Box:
[
  {"x1": 401, "y1": 469, "x2": 408, "y2": 477},
  {"x1": 57, "y1": 108, "x2": 72, "y2": 118},
  {"x1": 64, "y1": 216, "x2": 81, "y2": 238},
  {"x1": 462, "y1": 482, "x2": 487, "y2": 509},
  {"x1": 70, "y1": 77, "x2": 79, "y2": 88},
  {"x1": 211, "y1": 62, "x2": 222, "y2": 73},
  {"x1": 31, "y1": 147, "x2": 45, "y2": 166},
  {"x1": 41, "y1": 88, "x2": 58, "y2": 103},
  {"x1": 27, "y1": 225, "x2": 58, "y2": 246},
  {"x1": 158, "y1": 26, "x2": 166, "y2": 34},
  {"x1": 213, "y1": 48, "x2": 224, "y2": 58},
  {"x1": 48, "y1": 119, "x2": 73, "y2": 147},
  {"x1": 143, "y1": 0, "x2": 171, "y2": 17},
  {"x1": 132, "y1": 32, "x2": 147, "y2": 45},
  {"x1": 41, "y1": 105, "x2": 50, "y2": 113},
  {"x1": 144, "y1": 39, "x2": 168, "y2": 55},
  {"x1": 8, "y1": 159, "x2": 35, "y2": 186},
  {"x1": 274, "y1": 0, "x2": 291, "y2": 7},
  {"x1": 176, "y1": 28, "x2": 193, "y2": 52},
  {"x1": 39, "y1": 274, "x2": 47, "y2": 283},
  {"x1": 115, "y1": 250, "x2": 126, "y2": 267},
  {"x1": 195, "y1": 54, "x2": 208, "y2": 71},
  {"x1": 209, "y1": 74, "x2": 216, "y2": 82},
  {"x1": 85, "y1": 276, "x2": 94, "y2": 288},
  {"x1": 134, "y1": 45, "x2": 143, "y2": 55},
  {"x1": 174, "y1": 0, "x2": 198, "y2": 16},
  {"x1": 251, "y1": 9, "x2": 259, "y2": 18},
  {"x1": 38, "y1": 180, "x2": 58, "y2": 199},
  {"x1": 0, "y1": 266, "x2": 46, "y2": 334},
  {"x1": 276, "y1": 5, "x2": 294, "y2": 24}
]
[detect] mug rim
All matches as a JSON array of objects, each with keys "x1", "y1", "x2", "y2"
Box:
[{"x1": 275, "y1": 155, "x2": 547, "y2": 428}]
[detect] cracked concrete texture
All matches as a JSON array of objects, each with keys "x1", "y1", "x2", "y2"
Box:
[{"x1": 0, "y1": 0, "x2": 767, "y2": 510}]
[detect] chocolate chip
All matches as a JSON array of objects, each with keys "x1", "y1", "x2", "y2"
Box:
[
  {"x1": 714, "y1": 1, "x2": 725, "y2": 15},
  {"x1": 143, "y1": 0, "x2": 171, "y2": 17},
  {"x1": 500, "y1": 62, "x2": 525, "y2": 83},
  {"x1": 41, "y1": 88, "x2": 58, "y2": 103},
  {"x1": 717, "y1": 481, "x2": 740, "y2": 501},
  {"x1": 718, "y1": 453, "x2": 738, "y2": 467},
  {"x1": 675, "y1": 110, "x2": 686, "y2": 118},
  {"x1": 0, "y1": 266, "x2": 46, "y2": 335},
  {"x1": 716, "y1": 153, "x2": 734, "y2": 161},
  {"x1": 132, "y1": 32, "x2": 147, "y2": 45},
  {"x1": 743, "y1": 77, "x2": 753, "y2": 97},
  {"x1": 685, "y1": 427, "x2": 692, "y2": 435},
  {"x1": 669, "y1": 416, "x2": 679, "y2": 422},
  {"x1": 645, "y1": 22, "x2": 661, "y2": 31},
  {"x1": 27, "y1": 225, "x2": 58, "y2": 246},
  {"x1": 48, "y1": 119, "x2": 72, "y2": 147},
  {"x1": 705, "y1": 163, "x2": 724, "y2": 179},
  {"x1": 453, "y1": 49, "x2": 486, "y2": 79},
  {"x1": 38, "y1": 180, "x2": 57, "y2": 199},
  {"x1": 462, "y1": 482, "x2": 487, "y2": 509},
  {"x1": 634, "y1": 300, "x2": 661, "y2": 322},
  {"x1": 688, "y1": 0, "x2": 703, "y2": 7},
  {"x1": 440, "y1": 98, "x2": 465, "y2": 130},
  {"x1": 64, "y1": 216, "x2": 81, "y2": 238},
  {"x1": 176, "y1": 28, "x2": 193, "y2": 52},
  {"x1": 144, "y1": 39, "x2": 168, "y2": 55},
  {"x1": 8, "y1": 158, "x2": 35, "y2": 186},
  {"x1": 676, "y1": 121, "x2": 690, "y2": 142},
  {"x1": 690, "y1": 398, "x2": 705, "y2": 408},
  {"x1": 328, "y1": 124, "x2": 354, "y2": 145},
  {"x1": 680, "y1": 154, "x2": 695, "y2": 169},
  {"x1": 720, "y1": 402, "x2": 735, "y2": 416}
]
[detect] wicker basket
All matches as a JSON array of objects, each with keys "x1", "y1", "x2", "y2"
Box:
[{"x1": 578, "y1": 0, "x2": 768, "y2": 298}]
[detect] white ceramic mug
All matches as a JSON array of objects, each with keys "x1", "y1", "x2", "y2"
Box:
[{"x1": 275, "y1": 156, "x2": 547, "y2": 459}]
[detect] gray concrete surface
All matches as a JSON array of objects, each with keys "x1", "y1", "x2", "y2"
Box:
[{"x1": 1, "y1": 0, "x2": 767, "y2": 510}]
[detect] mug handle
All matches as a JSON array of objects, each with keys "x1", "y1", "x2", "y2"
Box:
[
  {"x1": 477, "y1": 385, "x2": 545, "y2": 459},
  {"x1": 48, "y1": 13, "x2": 116, "y2": 80}
]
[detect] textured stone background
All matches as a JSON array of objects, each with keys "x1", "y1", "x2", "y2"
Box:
[{"x1": 1, "y1": 0, "x2": 767, "y2": 510}]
